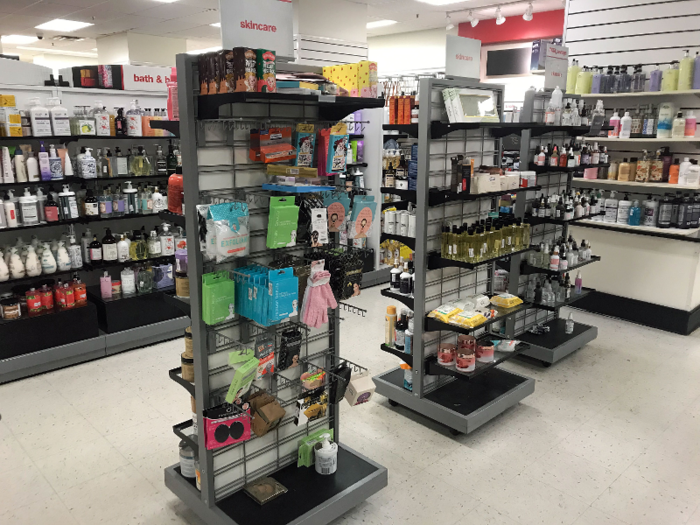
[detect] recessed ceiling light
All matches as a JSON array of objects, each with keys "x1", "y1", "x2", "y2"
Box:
[
  {"x1": 187, "y1": 46, "x2": 222, "y2": 55},
  {"x1": 415, "y1": 0, "x2": 472, "y2": 5},
  {"x1": 35, "y1": 19, "x2": 93, "y2": 32},
  {"x1": 210, "y1": 22, "x2": 221, "y2": 28},
  {"x1": 152, "y1": 0, "x2": 180, "y2": 3},
  {"x1": 366, "y1": 19, "x2": 398, "y2": 29},
  {"x1": 1, "y1": 35, "x2": 39, "y2": 45}
]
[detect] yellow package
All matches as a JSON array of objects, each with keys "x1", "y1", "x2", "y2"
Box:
[
  {"x1": 357, "y1": 61, "x2": 378, "y2": 98},
  {"x1": 336, "y1": 63, "x2": 359, "y2": 97},
  {"x1": 449, "y1": 311, "x2": 487, "y2": 329},
  {"x1": 0, "y1": 95, "x2": 16, "y2": 107},
  {"x1": 490, "y1": 293, "x2": 523, "y2": 309},
  {"x1": 427, "y1": 304, "x2": 462, "y2": 323}
]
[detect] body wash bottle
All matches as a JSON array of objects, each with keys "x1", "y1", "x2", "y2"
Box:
[
  {"x1": 662, "y1": 61, "x2": 680, "y2": 91},
  {"x1": 81, "y1": 148, "x2": 97, "y2": 179},
  {"x1": 672, "y1": 112, "x2": 687, "y2": 138},
  {"x1": 38, "y1": 142, "x2": 51, "y2": 181},
  {"x1": 679, "y1": 50, "x2": 694, "y2": 91},
  {"x1": 649, "y1": 64, "x2": 662, "y2": 92}
]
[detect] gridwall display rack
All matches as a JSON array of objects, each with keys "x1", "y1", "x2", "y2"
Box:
[
  {"x1": 373, "y1": 78, "x2": 603, "y2": 435},
  {"x1": 164, "y1": 54, "x2": 387, "y2": 525},
  {"x1": 513, "y1": 91, "x2": 599, "y2": 365},
  {"x1": 373, "y1": 77, "x2": 536, "y2": 436}
]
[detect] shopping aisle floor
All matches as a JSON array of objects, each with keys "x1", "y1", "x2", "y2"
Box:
[{"x1": 2, "y1": 286, "x2": 700, "y2": 525}]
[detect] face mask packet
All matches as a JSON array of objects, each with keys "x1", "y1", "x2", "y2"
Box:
[
  {"x1": 349, "y1": 196, "x2": 377, "y2": 239},
  {"x1": 310, "y1": 208, "x2": 328, "y2": 246},
  {"x1": 209, "y1": 201, "x2": 250, "y2": 263},
  {"x1": 196, "y1": 204, "x2": 216, "y2": 261},
  {"x1": 323, "y1": 193, "x2": 350, "y2": 233}
]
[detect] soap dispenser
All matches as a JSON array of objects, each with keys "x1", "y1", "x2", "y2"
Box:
[
  {"x1": 24, "y1": 245, "x2": 40, "y2": 277},
  {"x1": 628, "y1": 200, "x2": 641, "y2": 226},
  {"x1": 0, "y1": 253, "x2": 8, "y2": 282},
  {"x1": 56, "y1": 241, "x2": 71, "y2": 271},
  {"x1": 48, "y1": 145, "x2": 63, "y2": 181},
  {"x1": 9, "y1": 247, "x2": 25, "y2": 279},
  {"x1": 314, "y1": 433, "x2": 338, "y2": 475},
  {"x1": 80, "y1": 148, "x2": 97, "y2": 179},
  {"x1": 38, "y1": 142, "x2": 51, "y2": 181}
]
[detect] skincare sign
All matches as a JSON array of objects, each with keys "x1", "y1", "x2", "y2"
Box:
[
  {"x1": 543, "y1": 44, "x2": 569, "y2": 90},
  {"x1": 219, "y1": 0, "x2": 294, "y2": 60},
  {"x1": 445, "y1": 35, "x2": 481, "y2": 80}
]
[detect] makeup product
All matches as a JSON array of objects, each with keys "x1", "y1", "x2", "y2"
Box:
[{"x1": 385, "y1": 305, "x2": 396, "y2": 346}]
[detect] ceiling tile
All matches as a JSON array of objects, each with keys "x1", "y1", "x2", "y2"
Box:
[
  {"x1": 16, "y1": 2, "x2": 84, "y2": 19},
  {"x1": 90, "y1": 15, "x2": 145, "y2": 35},
  {"x1": 43, "y1": 0, "x2": 105, "y2": 6},
  {"x1": 172, "y1": 24, "x2": 220, "y2": 40},
  {"x1": 134, "y1": 3, "x2": 212, "y2": 21},
  {"x1": 70, "y1": 0, "x2": 159, "y2": 20}
]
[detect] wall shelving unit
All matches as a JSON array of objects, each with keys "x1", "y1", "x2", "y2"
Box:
[{"x1": 163, "y1": 54, "x2": 387, "y2": 525}]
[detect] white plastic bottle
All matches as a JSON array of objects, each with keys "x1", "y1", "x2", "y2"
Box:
[
  {"x1": 619, "y1": 111, "x2": 632, "y2": 139},
  {"x1": 314, "y1": 433, "x2": 338, "y2": 475},
  {"x1": 14, "y1": 150, "x2": 27, "y2": 183},
  {"x1": 679, "y1": 157, "x2": 692, "y2": 185},
  {"x1": 550, "y1": 86, "x2": 563, "y2": 125},
  {"x1": 40, "y1": 242, "x2": 56, "y2": 274},
  {"x1": 24, "y1": 247, "x2": 40, "y2": 277},
  {"x1": 617, "y1": 193, "x2": 631, "y2": 224},
  {"x1": 56, "y1": 241, "x2": 71, "y2": 271},
  {"x1": 4, "y1": 190, "x2": 18, "y2": 227},
  {"x1": 81, "y1": 148, "x2": 97, "y2": 179},
  {"x1": 608, "y1": 111, "x2": 621, "y2": 138},
  {"x1": 643, "y1": 196, "x2": 658, "y2": 226},
  {"x1": 657, "y1": 102, "x2": 676, "y2": 139},
  {"x1": 48, "y1": 98, "x2": 71, "y2": 136},
  {"x1": 26, "y1": 150, "x2": 39, "y2": 182},
  {"x1": 1, "y1": 147, "x2": 13, "y2": 183},
  {"x1": 672, "y1": 112, "x2": 687, "y2": 139},
  {"x1": 604, "y1": 191, "x2": 619, "y2": 223},
  {"x1": 686, "y1": 160, "x2": 700, "y2": 186},
  {"x1": 152, "y1": 186, "x2": 166, "y2": 212},
  {"x1": 19, "y1": 188, "x2": 38, "y2": 226},
  {"x1": 28, "y1": 98, "x2": 52, "y2": 137},
  {"x1": 121, "y1": 266, "x2": 136, "y2": 294}
]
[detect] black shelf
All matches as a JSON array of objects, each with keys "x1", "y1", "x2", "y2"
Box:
[
  {"x1": 427, "y1": 246, "x2": 532, "y2": 270},
  {"x1": 380, "y1": 187, "x2": 416, "y2": 203},
  {"x1": 169, "y1": 366, "x2": 195, "y2": 397},
  {"x1": 0, "y1": 135, "x2": 178, "y2": 145},
  {"x1": 164, "y1": 293, "x2": 191, "y2": 316},
  {"x1": 380, "y1": 288, "x2": 414, "y2": 310},
  {"x1": 158, "y1": 209, "x2": 186, "y2": 228},
  {"x1": 425, "y1": 339, "x2": 530, "y2": 381},
  {"x1": 346, "y1": 162, "x2": 368, "y2": 168},
  {"x1": 521, "y1": 255, "x2": 601, "y2": 276},
  {"x1": 382, "y1": 124, "x2": 418, "y2": 138},
  {"x1": 380, "y1": 233, "x2": 415, "y2": 250},
  {"x1": 379, "y1": 344, "x2": 413, "y2": 366},
  {"x1": 430, "y1": 122, "x2": 610, "y2": 140},
  {"x1": 381, "y1": 200, "x2": 412, "y2": 211},
  {"x1": 149, "y1": 120, "x2": 180, "y2": 137},
  {"x1": 83, "y1": 255, "x2": 175, "y2": 272},
  {"x1": 529, "y1": 163, "x2": 610, "y2": 174},
  {"x1": 0, "y1": 175, "x2": 169, "y2": 190},
  {"x1": 349, "y1": 134, "x2": 364, "y2": 139},
  {"x1": 1, "y1": 212, "x2": 164, "y2": 233},
  {"x1": 198, "y1": 92, "x2": 385, "y2": 120},
  {"x1": 428, "y1": 185, "x2": 542, "y2": 207},
  {"x1": 424, "y1": 301, "x2": 531, "y2": 335},
  {"x1": 530, "y1": 287, "x2": 594, "y2": 312},
  {"x1": 526, "y1": 212, "x2": 605, "y2": 226}
]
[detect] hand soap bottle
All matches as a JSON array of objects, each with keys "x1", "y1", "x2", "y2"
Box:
[
  {"x1": 80, "y1": 148, "x2": 97, "y2": 179},
  {"x1": 679, "y1": 50, "x2": 694, "y2": 91}
]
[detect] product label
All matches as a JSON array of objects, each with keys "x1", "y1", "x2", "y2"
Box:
[
  {"x1": 127, "y1": 115, "x2": 143, "y2": 136},
  {"x1": 21, "y1": 203, "x2": 38, "y2": 224},
  {"x1": 69, "y1": 246, "x2": 82, "y2": 268},
  {"x1": 82, "y1": 160, "x2": 96, "y2": 179},
  {"x1": 85, "y1": 202, "x2": 99, "y2": 216},
  {"x1": 103, "y1": 244, "x2": 118, "y2": 261},
  {"x1": 45, "y1": 205, "x2": 58, "y2": 222},
  {"x1": 95, "y1": 115, "x2": 110, "y2": 136},
  {"x1": 116, "y1": 157, "x2": 128, "y2": 175},
  {"x1": 68, "y1": 198, "x2": 79, "y2": 219},
  {"x1": 161, "y1": 235, "x2": 175, "y2": 255},
  {"x1": 32, "y1": 116, "x2": 52, "y2": 137},
  {"x1": 91, "y1": 247, "x2": 102, "y2": 260},
  {"x1": 395, "y1": 329, "x2": 405, "y2": 347},
  {"x1": 122, "y1": 274, "x2": 135, "y2": 294},
  {"x1": 78, "y1": 119, "x2": 95, "y2": 135},
  {"x1": 51, "y1": 115, "x2": 71, "y2": 136}
]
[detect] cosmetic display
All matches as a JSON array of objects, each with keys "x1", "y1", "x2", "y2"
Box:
[{"x1": 163, "y1": 53, "x2": 386, "y2": 525}]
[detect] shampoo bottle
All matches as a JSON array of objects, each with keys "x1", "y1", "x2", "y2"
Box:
[
  {"x1": 604, "y1": 191, "x2": 619, "y2": 223},
  {"x1": 628, "y1": 200, "x2": 641, "y2": 226},
  {"x1": 657, "y1": 102, "x2": 676, "y2": 139},
  {"x1": 679, "y1": 50, "x2": 694, "y2": 91},
  {"x1": 694, "y1": 52, "x2": 700, "y2": 90},
  {"x1": 38, "y1": 142, "x2": 51, "y2": 181},
  {"x1": 24, "y1": 246, "x2": 40, "y2": 277},
  {"x1": 619, "y1": 111, "x2": 632, "y2": 139},
  {"x1": 25, "y1": 149, "x2": 39, "y2": 182},
  {"x1": 608, "y1": 111, "x2": 621, "y2": 138},
  {"x1": 56, "y1": 241, "x2": 71, "y2": 271},
  {"x1": 14, "y1": 150, "x2": 27, "y2": 183},
  {"x1": 617, "y1": 193, "x2": 632, "y2": 224},
  {"x1": 662, "y1": 61, "x2": 680, "y2": 91},
  {"x1": 649, "y1": 64, "x2": 662, "y2": 92},
  {"x1": 40, "y1": 242, "x2": 56, "y2": 274},
  {"x1": 19, "y1": 188, "x2": 38, "y2": 226},
  {"x1": 685, "y1": 110, "x2": 697, "y2": 137}
]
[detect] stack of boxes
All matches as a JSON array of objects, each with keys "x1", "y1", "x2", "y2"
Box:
[
  {"x1": 0, "y1": 95, "x2": 21, "y2": 137},
  {"x1": 322, "y1": 60, "x2": 378, "y2": 98},
  {"x1": 408, "y1": 144, "x2": 418, "y2": 191}
]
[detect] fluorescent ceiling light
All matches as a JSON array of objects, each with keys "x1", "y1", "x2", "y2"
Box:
[
  {"x1": 366, "y1": 19, "x2": 397, "y2": 29},
  {"x1": 35, "y1": 19, "x2": 93, "y2": 32},
  {"x1": 152, "y1": 0, "x2": 180, "y2": 3},
  {"x1": 1, "y1": 35, "x2": 39, "y2": 45},
  {"x1": 187, "y1": 46, "x2": 222, "y2": 55},
  {"x1": 496, "y1": 7, "x2": 506, "y2": 25},
  {"x1": 415, "y1": 0, "x2": 471, "y2": 5},
  {"x1": 523, "y1": 2, "x2": 534, "y2": 21},
  {"x1": 17, "y1": 46, "x2": 97, "y2": 57},
  {"x1": 210, "y1": 22, "x2": 221, "y2": 27},
  {"x1": 92, "y1": 48, "x2": 98, "y2": 51}
]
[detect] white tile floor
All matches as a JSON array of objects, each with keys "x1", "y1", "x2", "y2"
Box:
[{"x1": 3, "y1": 285, "x2": 700, "y2": 525}]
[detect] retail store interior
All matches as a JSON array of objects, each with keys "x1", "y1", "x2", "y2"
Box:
[{"x1": 2, "y1": 0, "x2": 700, "y2": 524}]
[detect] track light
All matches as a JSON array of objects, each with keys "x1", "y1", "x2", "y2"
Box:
[
  {"x1": 468, "y1": 10, "x2": 479, "y2": 27},
  {"x1": 446, "y1": 14, "x2": 455, "y2": 30},
  {"x1": 496, "y1": 7, "x2": 506, "y2": 25},
  {"x1": 523, "y1": 2, "x2": 533, "y2": 21}
]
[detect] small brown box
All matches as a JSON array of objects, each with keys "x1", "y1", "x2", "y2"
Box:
[{"x1": 221, "y1": 48, "x2": 257, "y2": 93}]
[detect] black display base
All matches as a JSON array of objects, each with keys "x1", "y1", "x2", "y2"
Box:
[
  {"x1": 87, "y1": 286, "x2": 184, "y2": 333},
  {"x1": 0, "y1": 302, "x2": 99, "y2": 360},
  {"x1": 574, "y1": 290, "x2": 700, "y2": 336}
]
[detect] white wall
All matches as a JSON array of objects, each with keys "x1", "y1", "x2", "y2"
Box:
[
  {"x1": 32, "y1": 54, "x2": 98, "y2": 78},
  {"x1": 296, "y1": 0, "x2": 367, "y2": 43},
  {"x1": 125, "y1": 33, "x2": 186, "y2": 67},
  {"x1": 368, "y1": 27, "x2": 457, "y2": 77},
  {"x1": 97, "y1": 33, "x2": 130, "y2": 65}
]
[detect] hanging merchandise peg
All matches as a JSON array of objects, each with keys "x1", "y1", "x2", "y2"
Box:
[{"x1": 338, "y1": 302, "x2": 367, "y2": 317}]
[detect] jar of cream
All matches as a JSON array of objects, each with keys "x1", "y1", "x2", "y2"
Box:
[
  {"x1": 437, "y1": 343, "x2": 456, "y2": 367},
  {"x1": 456, "y1": 350, "x2": 476, "y2": 373},
  {"x1": 476, "y1": 342, "x2": 495, "y2": 363}
]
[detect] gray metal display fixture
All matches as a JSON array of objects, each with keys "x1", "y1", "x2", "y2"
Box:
[
  {"x1": 512, "y1": 91, "x2": 600, "y2": 365},
  {"x1": 373, "y1": 77, "x2": 536, "y2": 436},
  {"x1": 164, "y1": 54, "x2": 387, "y2": 525}
]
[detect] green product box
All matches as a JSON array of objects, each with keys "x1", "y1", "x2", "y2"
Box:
[
  {"x1": 225, "y1": 356, "x2": 259, "y2": 403},
  {"x1": 266, "y1": 197, "x2": 300, "y2": 249},
  {"x1": 256, "y1": 49, "x2": 276, "y2": 93},
  {"x1": 202, "y1": 271, "x2": 236, "y2": 325},
  {"x1": 297, "y1": 427, "x2": 334, "y2": 468}
]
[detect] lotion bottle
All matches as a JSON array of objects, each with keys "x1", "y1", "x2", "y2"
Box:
[
  {"x1": 25, "y1": 246, "x2": 40, "y2": 277},
  {"x1": 679, "y1": 50, "x2": 694, "y2": 91},
  {"x1": 48, "y1": 145, "x2": 63, "y2": 180},
  {"x1": 619, "y1": 111, "x2": 632, "y2": 139},
  {"x1": 80, "y1": 148, "x2": 97, "y2": 179},
  {"x1": 657, "y1": 102, "x2": 676, "y2": 139},
  {"x1": 672, "y1": 112, "x2": 687, "y2": 138},
  {"x1": 56, "y1": 241, "x2": 71, "y2": 271},
  {"x1": 40, "y1": 242, "x2": 56, "y2": 274},
  {"x1": 608, "y1": 111, "x2": 621, "y2": 138},
  {"x1": 38, "y1": 142, "x2": 51, "y2": 181},
  {"x1": 14, "y1": 150, "x2": 27, "y2": 183},
  {"x1": 26, "y1": 149, "x2": 39, "y2": 182},
  {"x1": 4, "y1": 190, "x2": 18, "y2": 227}
]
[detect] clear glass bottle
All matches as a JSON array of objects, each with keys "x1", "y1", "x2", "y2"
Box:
[
  {"x1": 71, "y1": 106, "x2": 96, "y2": 136},
  {"x1": 147, "y1": 230, "x2": 162, "y2": 257},
  {"x1": 99, "y1": 187, "x2": 113, "y2": 218},
  {"x1": 126, "y1": 99, "x2": 144, "y2": 137},
  {"x1": 112, "y1": 184, "x2": 125, "y2": 217},
  {"x1": 113, "y1": 147, "x2": 129, "y2": 176},
  {"x1": 155, "y1": 145, "x2": 168, "y2": 176},
  {"x1": 129, "y1": 230, "x2": 148, "y2": 260},
  {"x1": 129, "y1": 146, "x2": 152, "y2": 176},
  {"x1": 141, "y1": 185, "x2": 153, "y2": 215}
]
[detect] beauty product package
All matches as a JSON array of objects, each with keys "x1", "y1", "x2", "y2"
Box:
[
  {"x1": 203, "y1": 403, "x2": 252, "y2": 450},
  {"x1": 294, "y1": 385, "x2": 329, "y2": 426},
  {"x1": 225, "y1": 355, "x2": 258, "y2": 403},
  {"x1": 310, "y1": 208, "x2": 329, "y2": 246},
  {"x1": 278, "y1": 328, "x2": 302, "y2": 371},
  {"x1": 297, "y1": 427, "x2": 334, "y2": 467},
  {"x1": 267, "y1": 268, "x2": 299, "y2": 323},
  {"x1": 348, "y1": 195, "x2": 377, "y2": 239},
  {"x1": 250, "y1": 127, "x2": 296, "y2": 163},
  {"x1": 221, "y1": 48, "x2": 257, "y2": 93},
  {"x1": 248, "y1": 390, "x2": 286, "y2": 437},
  {"x1": 266, "y1": 197, "x2": 300, "y2": 249},
  {"x1": 208, "y1": 201, "x2": 250, "y2": 263},
  {"x1": 323, "y1": 193, "x2": 351, "y2": 233},
  {"x1": 256, "y1": 49, "x2": 277, "y2": 93},
  {"x1": 254, "y1": 333, "x2": 275, "y2": 380},
  {"x1": 344, "y1": 372, "x2": 376, "y2": 406},
  {"x1": 201, "y1": 271, "x2": 236, "y2": 326},
  {"x1": 294, "y1": 123, "x2": 316, "y2": 167}
]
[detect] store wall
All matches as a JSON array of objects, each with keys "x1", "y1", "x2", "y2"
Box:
[
  {"x1": 295, "y1": 0, "x2": 367, "y2": 42},
  {"x1": 368, "y1": 27, "x2": 458, "y2": 77}
]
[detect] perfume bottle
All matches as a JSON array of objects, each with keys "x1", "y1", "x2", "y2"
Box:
[
  {"x1": 129, "y1": 146, "x2": 152, "y2": 176},
  {"x1": 147, "y1": 230, "x2": 162, "y2": 257},
  {"x1": 136, "y1": 266, "x2": 153, "y2": 294},
  {"x1": 155, "y1": 145, "x2": 168, "y2": 176},
  {"x1": 115, "y1": 107, "x2": 127, "y2": 137}
]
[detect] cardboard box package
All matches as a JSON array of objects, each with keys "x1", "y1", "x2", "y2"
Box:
[
  {"x1": 256, "y1": 49, "x2": 276, "y2": 93},
  {"x1": 221, "y1": 48, "x2": 257, "y2": 93},
  {"x1": 357, "y1": 60, "x2": 378, "y2": 98}
]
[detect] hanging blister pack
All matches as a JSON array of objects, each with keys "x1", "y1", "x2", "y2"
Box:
[
  {"x1": 266, "y1": 197, "x2": 300, "y2": 249},
  {"x1": 310, "y1": 208, "x2": 329, "y2": 246},
  {"x1": 209, "y1": 201, "x2": 250, "y2": 263},
  {"x1": 254, "y1": 333, "x2": 275, "y2": 380},
  {"x1": 349, "y1": 195, "x2": 377, "y2": 239},
  {"x1": 196, "y1": 204, "x2": 217, "y2": 261}
]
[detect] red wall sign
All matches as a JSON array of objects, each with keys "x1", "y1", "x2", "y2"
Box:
[{"x1": 458, "y1": 9, "x2": 565, "y2": 45}]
